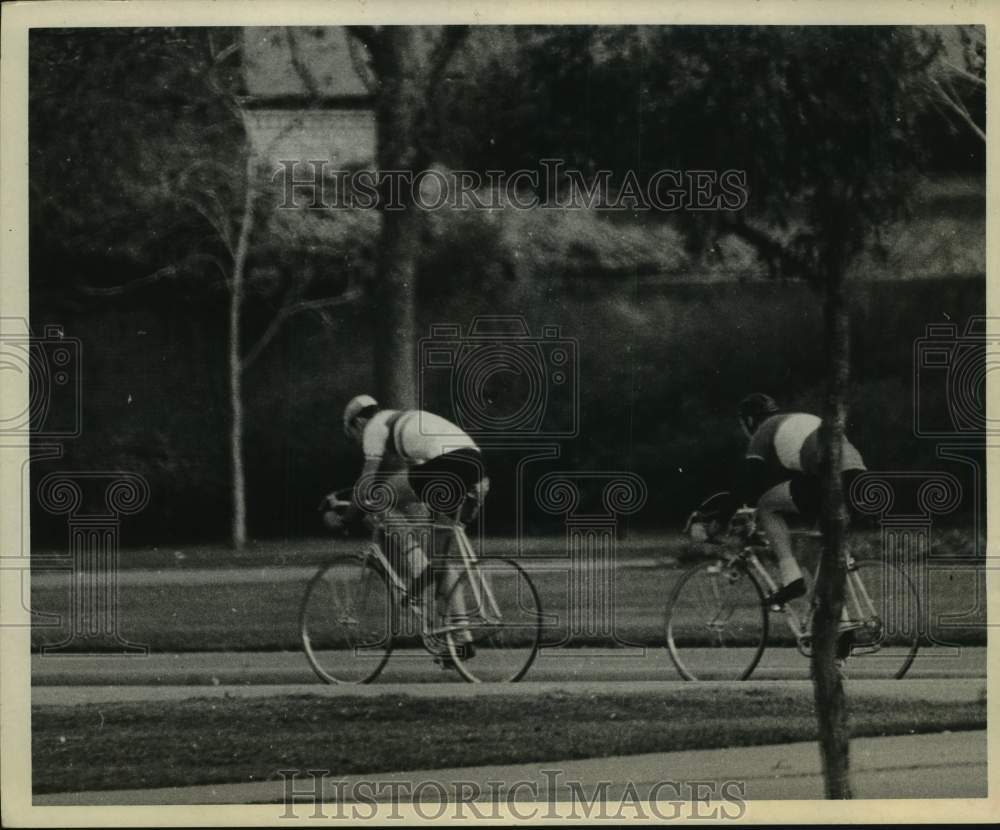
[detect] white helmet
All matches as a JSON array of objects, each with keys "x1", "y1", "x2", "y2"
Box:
[{"x1": 343, "y1": 394, "x2": 378, "y2": 436}]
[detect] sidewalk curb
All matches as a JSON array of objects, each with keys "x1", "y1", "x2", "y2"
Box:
[{"x1": 31, "y1": 730, "x2": 987, "y2": 805}]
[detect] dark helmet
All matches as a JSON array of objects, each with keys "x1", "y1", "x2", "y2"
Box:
[{"x1": 738, "y1": 393, "x2": 779, "y2": 423}]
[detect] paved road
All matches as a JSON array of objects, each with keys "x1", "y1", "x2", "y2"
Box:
[{"x1": 31, "y1": 645, "x2": 985, "y2": 688}]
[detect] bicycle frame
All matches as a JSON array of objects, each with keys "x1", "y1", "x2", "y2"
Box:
[
  {"x1": 359, "y1": 510, "x2": 505, "y2": 639},
  {"x1": 731, "y1": 538, "x2": 879, "y2": 655}
]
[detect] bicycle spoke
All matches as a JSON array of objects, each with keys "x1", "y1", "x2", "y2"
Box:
[
  {"x1": 300, "y1": 554, "x2": 394, "y2": 684},
  {"x1": 443, "y1": 558, "x2": 542, "y2": 683},
  {"x1": 838, "y1": 560, "x2": 920, "y2": 679},
  {"x1": 665, "y1": 561, "x2": 769, "y2": 681}
]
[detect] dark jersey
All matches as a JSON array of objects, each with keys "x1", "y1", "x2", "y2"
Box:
[{"x1": 746, "y1": 413, "x2": 866, "y2": 482}]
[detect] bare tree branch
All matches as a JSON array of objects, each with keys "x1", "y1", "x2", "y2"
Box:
[
  {"x1": 212, "y1": 39, "x2": 242, "y2": 66},
  {"x1": 180, "y1": 193, "x2": 235, "y2": 257},
  {"x1": 285, "y1": 28, "x2": 322, "y2": 100},
  {"x1": 346, "y1": 25, "x2": 383, "y2": 66},
  {"x1": 931, "y1": 78, "x2": 986, "y2": 143},
  {"x1": 424, "y1": 25, "x2": 469, "y2": 95},
  {"x1": 408, "y1": 26, "x2": 470, "y2": 167},
  {"x1": 241, "y1": 289, "x2": 363, "y2": 371},
  {"x1": 346, "y1": 31, "x2": 378, "y2": 94},
  {"x1": 78, "y1": 253, "x2": 228, "y2": 296},
  {"x1": 942, "y1": 58, "x2": 986, "y2": 87}
]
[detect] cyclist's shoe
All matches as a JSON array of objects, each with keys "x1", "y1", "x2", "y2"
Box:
[
  {"x1": 836, "y1": 629, "x2": 855, "y2": 660},
  {"x1": 767, "y1": 577, "x2": 806, "y2": 610},
  {"x1": 434, "y1": 643, "x2": 476, "y2": 671}
]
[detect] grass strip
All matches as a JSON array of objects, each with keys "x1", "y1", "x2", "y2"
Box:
[{"x1": 32, "y1": 687, "x2": 985, "y2": 794}]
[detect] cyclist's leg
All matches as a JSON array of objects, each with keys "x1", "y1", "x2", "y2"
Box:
[
  {"x1": 788, "y1": 472, "x2": 858, "y2": 650},
  {"x1": 757, "y1": 481, "x2": 804, "y2": 593},
  {"x1": 377, "y1": 471, "x2": 436, "y2": 622},
  {"x1": 410, "y1": 451, "x2": 488, "y2": 648}
]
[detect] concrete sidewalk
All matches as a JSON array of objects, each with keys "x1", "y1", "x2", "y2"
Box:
[
  {"x1": 33, "y1": 730, "x2": 987, "y2": 805},
  {"x1": 29, "y1": 646, "x2": 987, "y2": 686}
]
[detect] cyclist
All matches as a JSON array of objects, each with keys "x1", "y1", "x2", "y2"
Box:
[
  {"x1": 689, "y1": 393, "x2": 867, "y2": 653},
  {"x1": 322, "y1": 394, "x2": 489, "y2": 667}
]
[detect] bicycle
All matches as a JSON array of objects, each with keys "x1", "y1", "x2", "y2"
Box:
[
  {"x1": 665, "y1": 507, "x2": 920, "y2": 681},
  {"x1": 300, "y1": 491, "x2": 543, "y2": 684}
]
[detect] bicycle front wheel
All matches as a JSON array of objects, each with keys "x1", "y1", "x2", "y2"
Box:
[
  {"x1": 841, "y1": 560, "x2": 920, "y2": 679},
  {"x1": 665, "y1": 560, "x2": 769, "y2": 681},
  {"x1": 300, "y1": 552, "x2": 394, "y2": 684},
  {"x1": 442, "y1": 557, "x2": 542, "y2": 683}
]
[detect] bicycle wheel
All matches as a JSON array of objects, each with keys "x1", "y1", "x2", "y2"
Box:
[
  {"x1": 665, "y1": 559, "x2": 769, "y2": 681},
  {"x1": 442, "y1": 557, "x2": 542, "y2": 683},
  {"x1": 841, "y1": 560, "x2": 920, "y2": 679},
  {"x1": 300, "y1": 552, "x2": 394, "y2": 684}
]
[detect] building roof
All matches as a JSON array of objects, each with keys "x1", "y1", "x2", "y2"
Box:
[{"x1": 242, "y1": 26, "x2": 371, "y2": 107}]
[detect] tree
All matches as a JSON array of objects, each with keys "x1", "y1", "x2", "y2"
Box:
[
  {"x1": 30, "y1": 28, "x2": 362, "y2": 549},
  {"x1": 344, "y1": 26, "x2": 469, "y2": 407},
  {"x1": 924, "y1": 25, "x2": 985, "y2": 144},
  {"x1": 661, "y1": 26, "x2": 940, "y2": 798},
  {"x1": 564, "y1": 25, "x2": 941, "y2": 797}
]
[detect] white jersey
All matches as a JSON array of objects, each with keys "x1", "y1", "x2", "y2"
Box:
[{"x1": 362, "y1": 410, "x2": 477, "y2": 464}]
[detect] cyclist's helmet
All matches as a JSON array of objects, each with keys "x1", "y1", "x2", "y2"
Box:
[
  {"x1": 738, "y1": 393, "x2": 779, "y2": 436},
  {"x1": 343, "y1": 394, "x2": 379, "y2": 437}
]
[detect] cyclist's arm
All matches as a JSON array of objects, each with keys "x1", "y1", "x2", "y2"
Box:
[
  {"x1": 734, "y1": 456, "x2": 769, "y2": 510},
  {"x1": 338, "y1": 455, "x2": 381, "y2": 527},
  {"x1": 702, "y1": 458, "x2": 769, "y2": 525},
  {"x1": 343, "y1": 417, "x2": 392, "y2": 526}
]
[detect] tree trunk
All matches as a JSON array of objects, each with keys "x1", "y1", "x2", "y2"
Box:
[
  {"x1": 229, "y1": 155, "x2": 256, "y2": 550},
  {"x1": 372, "y1": 29, "x2": 423, "y2": 409},
  {"x1": 812, "y1": 257, "x2": 853, "y2": 798},
  {"x1": 373, "y1": 202, "x2": 420, "y2": 409}
]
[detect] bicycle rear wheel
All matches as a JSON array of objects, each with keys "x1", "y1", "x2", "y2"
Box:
[
  {"x1": 442, "y1": 557, "x2": 542, "y2": 683},
  {"x1": 300, "y1": 552, "x2": 394, "y2": 684},
  {"x1": 665, "y1": 560, "x2": 769, "y2": 680},
  {"x1": 841, "y1": 560, "x2": 920, "y2": 679}
]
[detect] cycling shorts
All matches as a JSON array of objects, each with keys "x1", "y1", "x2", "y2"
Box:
[
  {"x1": 759, "y1": 470, "x2": 863, "y2": 523},
  {"x1": 408, "y1": 448, "x2": 487, "y2": 515}
]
